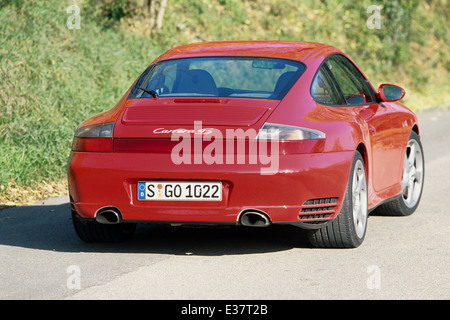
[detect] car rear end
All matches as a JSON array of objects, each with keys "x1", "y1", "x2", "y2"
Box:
[{"x1": 68, "y1": 54, "x2": 353, "y2": 240}]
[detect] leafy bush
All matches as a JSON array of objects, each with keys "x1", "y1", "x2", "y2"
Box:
[{"x1": 100, "y1": 0, "x2": 139, "y2": 21}]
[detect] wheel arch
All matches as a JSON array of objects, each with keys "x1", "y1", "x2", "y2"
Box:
[
  {"x1": 356, "y1": 142, "x2": 371, "y2": 194},
  {"x1": 356, "y1": 142, "x2": 368, "y2": 173}
]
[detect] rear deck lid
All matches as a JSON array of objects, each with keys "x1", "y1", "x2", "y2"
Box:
[{"x1": 114, "y1": 98, "x2": 280, "y2": 138}]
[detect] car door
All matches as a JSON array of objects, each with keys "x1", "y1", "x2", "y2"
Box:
[{"x1": 323, "y1": 54, "x2": 404, "y2": 192}]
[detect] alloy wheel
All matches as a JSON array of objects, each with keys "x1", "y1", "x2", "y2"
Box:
[{"x1": 401, "y1": 139, "x2": 424, "y2": 208}]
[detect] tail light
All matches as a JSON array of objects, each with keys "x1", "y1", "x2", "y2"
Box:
[
  {"x1": 257, "y1": 123, "x2": 326, "y2": 154},
  {"x1": 257, "y1": 123, "x2": 326, "y2": 141},
  {"x1": 71, "y1": 122, "x2": 114, "y2": 152}
]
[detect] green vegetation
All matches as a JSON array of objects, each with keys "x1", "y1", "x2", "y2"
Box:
[{"x1": 0, "y1": 0, "x2": 448, "y2": 204}]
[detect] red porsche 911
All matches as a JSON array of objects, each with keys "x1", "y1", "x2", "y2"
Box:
[{"x1": 68, "y1": 41, "x2": 424, "y2": 248}]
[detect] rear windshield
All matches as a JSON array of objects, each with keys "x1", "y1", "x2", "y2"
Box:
[{"x1": 129, "y1": 57, "x2": 306, "y2": 100}]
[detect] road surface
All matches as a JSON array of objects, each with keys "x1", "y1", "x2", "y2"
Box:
[{"x1": 0, "y1": 107, "x2": 449, "y2": 300}]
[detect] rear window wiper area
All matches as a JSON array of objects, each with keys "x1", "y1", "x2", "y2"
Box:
[{"x1": 137, "y1": 87, "x2": 158, "y2": 98}]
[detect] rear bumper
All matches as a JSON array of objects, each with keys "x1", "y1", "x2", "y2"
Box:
[{"x1": 68, "y1": 150, "x2": 354, "y2": 226}]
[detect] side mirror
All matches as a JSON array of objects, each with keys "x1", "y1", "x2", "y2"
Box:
[{"x1": 377, "y1": 84, "x2": 405, "y2": 102}]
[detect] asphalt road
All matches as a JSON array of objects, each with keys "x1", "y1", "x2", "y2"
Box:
[{"x1": 1, "y1": 107, "x2": 449, "y2": 300}]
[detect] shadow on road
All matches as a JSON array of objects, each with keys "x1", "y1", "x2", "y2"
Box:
[{"x1": 0, "y1": 202, "x2": 311, "y2": 255}]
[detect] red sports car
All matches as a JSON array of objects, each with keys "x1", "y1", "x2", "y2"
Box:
[{"x1": 68, "y1": 41, "x2": 424, "y2": 248}]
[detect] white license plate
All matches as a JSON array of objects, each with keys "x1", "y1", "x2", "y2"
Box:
[{"x1": 137, "y1": 181, "x2": 222, "y2": 201}]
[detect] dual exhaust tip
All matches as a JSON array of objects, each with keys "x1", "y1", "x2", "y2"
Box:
[
  {"x1": 95, "y1": 207, "x2": 272, "y2": 227},
  {"x1": 95, "y1": 207, "x2": 122, "y2": 224},
  {"x1": 239, "y1": 210, "x2": 271, "y2": 227}
]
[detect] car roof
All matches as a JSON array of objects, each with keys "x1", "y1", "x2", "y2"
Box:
[{"x1": 153, "y1": 41, "x2": 342, "y2": 64}]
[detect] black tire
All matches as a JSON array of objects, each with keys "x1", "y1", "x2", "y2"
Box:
[
  {"x1": 374, "y1": 131, "x2": 424, "y2": 216},
  {"x1": 71, "y1": 209, "x2": 136, "y2": 242},
  {"x1": 308, "y1": 151, "x2": 368, "y2": 248}
]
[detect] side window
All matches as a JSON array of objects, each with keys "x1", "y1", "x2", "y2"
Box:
[
  {"x1": 325, "y1": 55, "x2": 374, "y2": 105},
  {"x1": 311, "y1": 66, "x2": 345, "y2": 105}
]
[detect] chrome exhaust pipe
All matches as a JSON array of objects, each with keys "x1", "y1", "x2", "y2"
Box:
[
  {"x1": 95, "y1": 207, "x2": 122, "y2": 224},
  {"x1": 240, "y1": 211, "x2": 271, "y2": 227}
]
